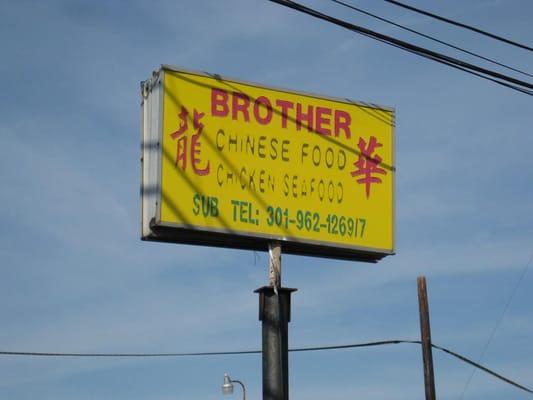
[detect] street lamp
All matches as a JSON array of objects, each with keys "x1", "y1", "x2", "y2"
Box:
[{"x1": 222, "y1": 373, "x2": 246, "y2": 400}]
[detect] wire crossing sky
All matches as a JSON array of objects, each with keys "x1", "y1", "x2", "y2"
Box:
[
  {"x1": 268, "y1": 0, "x2": 533, "y2": 95},
  {"x1": 382, "y1": 0, "x2": 533, "y2": 51},
  {"x1": 1, "y1": 340, "x2": 532, "y2": 394},
  {"x1": 330, "y1": 0, "x2": 533, "y2": 78}
]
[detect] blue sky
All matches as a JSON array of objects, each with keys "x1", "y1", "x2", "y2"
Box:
[{"x1": 0, "y1": 0, "x2": 532, "y2": 399}]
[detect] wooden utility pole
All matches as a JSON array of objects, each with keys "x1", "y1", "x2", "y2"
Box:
[{"x1": 417, "y1": 276, "x2": 436, "y2": 400}]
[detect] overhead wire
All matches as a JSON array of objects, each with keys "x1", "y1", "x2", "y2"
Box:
[
  {"x1": 434, "y1": 343, "x2": 533, "y2": 396},
  {"x1": 382, "y1": 0, "x2": 533, "y2": 52},
  {"x1": 459, "y1": 252, "x2": 533, "y2": 399},
  {"x1": 1, "y1": 340, "x2": 532, "y2": 394},
  {"x1": 0, "y1": 341, "x2": 415, "y2": 358},
  {"x1": 267, "y1": 0, "x2": 533, "y2": 96},
  {"x1": 367, "y1": 32, "x2": 533, "y2": 96},
  {"x1": 329, "y1": 0, "x2": 533, "y2": 78},
  {"x1": 350, "y1": 28, "x2": 533, "y2": 95},
  {"x1": 0, "y1": 349, "x2": 261, "y2": 358}
]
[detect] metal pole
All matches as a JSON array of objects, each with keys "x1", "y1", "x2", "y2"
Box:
[
  {"x1": 417, "y1": 276, "x2": 437, "y2": 400},
  {"x1": 232, "y1": 380, "x2": 247, "y2": 400},
  {"x1": 255, "y1": 242, "x2": 296, "y2": 400}
]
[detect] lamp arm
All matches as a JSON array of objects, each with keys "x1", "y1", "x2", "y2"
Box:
[{"x1": 232, "y1": 379, "x2": 246, "y2": 400}]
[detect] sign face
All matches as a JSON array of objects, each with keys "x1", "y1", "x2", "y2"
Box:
[{"x1": 141, "y1": 66, "x2": 395, "y2": 261}]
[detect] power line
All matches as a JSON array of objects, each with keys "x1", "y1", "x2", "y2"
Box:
[
  {"x1": 267, "y1": 0, "x2": 533, "y2": 95},
  {"x1": 0, "y1": 349, "x2": 260, "y2": 357},
  {"x1": 329, "y1": 0, "x2": 533, "y2": 78},
  {"x1": 354, "y1": 28, "x2": 533, "y2": 96},
  {"x1": 434, "y1": 343, "x2": 533, "y2": 395},
  {"x1": 382, "y1": 0, "x2": 533, "y2": 52},
  {"x1": 1, "y1": 340, "x2": 532, "y2": 394},
  {"x1": 289, "y1": 339, "x2": 419, "y2": 352},
  {"x1": 0, "y1": 340, "x2": 411, "y2": 358},
  {"x1": 459, "y1": 252, "x2": 533, "y2": 399},
  {"x1": 271, "y1": 0, "x2": 533, "y2": 93}
]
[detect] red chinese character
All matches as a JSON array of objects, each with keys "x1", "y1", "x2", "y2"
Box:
[
  {"x1": 170, "y1": 106, "x2": 210, "y2": 176},
  {"x1": 351, "y1": 136, "x2": 386, "y2": 198}
]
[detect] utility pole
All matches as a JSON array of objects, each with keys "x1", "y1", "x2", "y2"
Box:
[
  {"x1": 255, "y1": 242, "x2": 296, "y2": 400},
  {"x1": 417, "y1": 276, "x2": 437, "y2": 400}
]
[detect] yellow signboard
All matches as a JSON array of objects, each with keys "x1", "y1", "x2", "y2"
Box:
[{"x1": 141, "y1": 66, "x2": 395, "y2": 261}]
